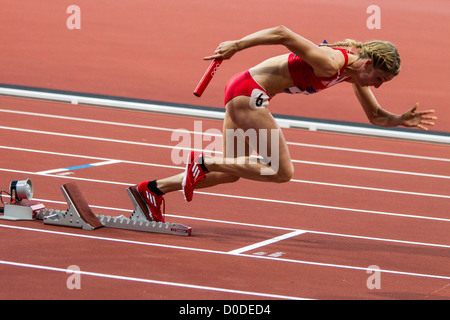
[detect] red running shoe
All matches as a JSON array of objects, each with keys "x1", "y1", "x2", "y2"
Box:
[
  {"x1": 182, "y1": 151, "x2": 208, "y2": 202},
  {"x1": 137, "y1": 181, "x2": 165, "y2": 222}
]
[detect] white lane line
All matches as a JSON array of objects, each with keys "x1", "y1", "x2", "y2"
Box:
[
  {"x1": 0, "y1": 167, "x2": 130, "y2": 186},
  {"x1": 0, "y1": 125, "x2": 199, "y2": 151},
  {"x1": 292, "y1": 159, "x2": 450, "y2": 180},
  {"x1": 1, "y1": 167, "x2": 449, "y2": 222},
  {"x1": 193, "y1": 190, "x2": 450, "y2": 223},
  {"x1": 3, "y1": 196, "x2": 450, "y2": 250},
  {"x1": 1, "y1": 145, "x2": 449, "y2": 198},
  {"x1": 1, "y1": 107, "x2": 450, "y2": 153},
  {"x1": 1, "y1": 126, "x2": 449, "y2": 180},
  {"x1": 0, "y1": 145, "x2": 181, "y2": 170},
  {"x1": 287, "y1": 141, "x2": 450, "y2": 162},
  {"x1": 0, "y1": 260, "x2": 308, "y2": 300},
  {"x1": 1, "y1": 224, "x2": 449, "y2": 281},
  {"x1": 228, "y1": 230, "x2": 307, "y2": 254},
  {"x1": 291, "y1": 179, "x2": 450, "y2": 199}
]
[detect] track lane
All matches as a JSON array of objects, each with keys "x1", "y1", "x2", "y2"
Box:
[
  {"x1": 1, "y1": 221, "x2": 449, "y2": 300},
  {"x1": 0, "y1": 120, "x2": 448, "y2": 220},
  {"x1": 2, "y1": 153, "x2": 450, "y2": 250},
  {"x1": 1, "y1": 98, "x2": 449, "y2": 300}
]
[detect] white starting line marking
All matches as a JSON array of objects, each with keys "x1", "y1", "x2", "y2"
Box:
[{"x1": 228, "y1": 230, "x2": 307, "y2": 254}]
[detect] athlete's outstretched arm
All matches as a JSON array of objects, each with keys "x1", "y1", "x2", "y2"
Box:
[
  {"x1": 353, "y1": 83, "x2": 437, "y2": 130},
  {"x1": 204, "y1": 25, "x2": 343, "y2": 77}
]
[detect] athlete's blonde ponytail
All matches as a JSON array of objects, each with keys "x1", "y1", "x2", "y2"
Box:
[{"x1": 326, "y1": 39, "x2": 401, "y2": 76}]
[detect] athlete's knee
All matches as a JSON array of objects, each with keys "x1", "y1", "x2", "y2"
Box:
[
  {"x1": 275, "y1": 167, "x2": 294, "y2": 183},
  {"x1": 264, "y1": 163, "x2": 294, "y2": 183}
]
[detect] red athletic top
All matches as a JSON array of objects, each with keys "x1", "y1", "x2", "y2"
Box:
[{"x1": 285, "y1": 48, "x2": 351, "y2": 95}]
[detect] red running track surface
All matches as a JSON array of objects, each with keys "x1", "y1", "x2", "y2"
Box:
[
  {"x1": 0, "y1": 97, "x2": 449, "y2": 300},
  {"x1": 0, "y1": 0, "x2": 449, "y2": 132},
  {"x1": 0, "y1": 0, "x2": 449, "y2": 302}
]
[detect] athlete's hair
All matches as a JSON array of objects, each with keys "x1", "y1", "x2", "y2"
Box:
[{"x1": 325, "y1": 39, "x2": 401, "y2": 76}]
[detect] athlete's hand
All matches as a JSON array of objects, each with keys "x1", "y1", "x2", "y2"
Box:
[
  {"x1": 401, "y1": 103, "x2": 437, "y2": 131},
  {"x1": 204, "y1": 41, "x2": 239, "y2": 60}
]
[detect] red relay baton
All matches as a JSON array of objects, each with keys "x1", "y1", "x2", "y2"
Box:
[{"x1": 193, "y1": 59, "x2": 223, "y2": 97}]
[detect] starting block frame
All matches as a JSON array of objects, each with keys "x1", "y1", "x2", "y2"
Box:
[
  {"x1": 36, "y1": 182, "x2": 191, "y2": 236},
  {"x1": 96, "y1": 214, "x2": 191, "y2": 236}
]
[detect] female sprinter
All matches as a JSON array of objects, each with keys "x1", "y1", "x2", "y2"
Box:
[{"x1": 135, "y1": 26, "x2": 437, "y2": 222}]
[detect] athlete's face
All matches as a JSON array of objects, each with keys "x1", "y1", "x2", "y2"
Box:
[{"x1": 356, "y1": 60, "x2": 395, "y2": 88}]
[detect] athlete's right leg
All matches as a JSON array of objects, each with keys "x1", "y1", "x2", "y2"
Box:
[
  {"x1": 203, "y1": 95, "x2": 294, "y2": 183},
  {"x1": 157, "y1": 95, "x2": 294, "y2": 201}
]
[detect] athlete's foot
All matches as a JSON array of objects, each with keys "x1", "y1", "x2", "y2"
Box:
[
  {"x1": 137, "y1": 181, "x2": 165, "y2": 222},
  {"x1": 181, "y1": 151, "x2": 209, "y2": 202}
]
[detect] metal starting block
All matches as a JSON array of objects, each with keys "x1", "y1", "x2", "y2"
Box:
[
  {"x1": 36, "y1": 182, "x2": 191, "y2": 236},
  {"x1": 38, "y1": 182, "x2": 103, "y2": 230},
  {"x1": 116, "y1": 186, "x2": 192, "y2": 237}
]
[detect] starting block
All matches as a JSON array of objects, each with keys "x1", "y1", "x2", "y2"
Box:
[
  {"x1": 37, "y1": 182, "x2": 191, "y2": 236},
  {"x1": 96, "y1": 186, "x2": 191, "y2": 236},
  {"x1": 38, "y1": 182, "x2": 103, "y2": 230}
]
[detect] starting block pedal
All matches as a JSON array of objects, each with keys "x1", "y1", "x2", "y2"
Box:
[
  {"x1": 38, "y1": 182, "x2": 103, "y2": 230},
  {"x1": 126, "y1": 185, "x2": 154, "y2": 221},
  {"x1": 97, "y1": 186, "x2": 191, "y2": 236}
]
